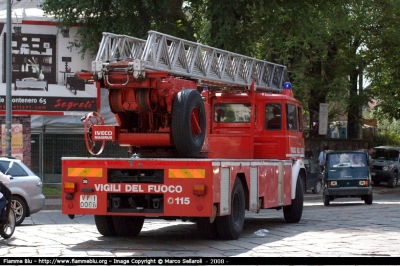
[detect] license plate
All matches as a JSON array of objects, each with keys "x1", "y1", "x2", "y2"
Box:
[
  {"x1": 371, "y1": 172, "x2": 376, "y2": 176},
  {"x1": 80, "y1": 195, "x2": 97, "y2": 209}
]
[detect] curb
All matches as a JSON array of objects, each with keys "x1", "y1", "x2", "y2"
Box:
[
  {"x1": 44, "y1": 196, "x2": 62, "y2": 210},
  {"x1": 45, "y1": 195, "x2": 62, "y2": 199},
  {"x1": 43, "y1": 204, "x2": 62, "y2": 210},
  {"x1": 305, "y1": 194, "x2": 322, "y2": 201}
]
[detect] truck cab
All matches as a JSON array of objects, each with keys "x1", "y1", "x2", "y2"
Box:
[{"x1": 204, "y1": 89, "x2": 304, "y2": 160}]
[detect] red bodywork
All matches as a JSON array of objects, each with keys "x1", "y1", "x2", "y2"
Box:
[
  {"x1": 62, "y1": 68, "x2": 304, "y2": 223},
  {"x1": 79, "y1": 66, "x2": 304, "y2": 159},
  {"x1": 62, "y1": 158, "x2": 293, "y2": 217}
]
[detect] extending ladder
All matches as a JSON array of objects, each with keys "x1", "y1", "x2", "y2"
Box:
[{"x1": 93, "y1": 31, "x2": 287, "y2": 93}]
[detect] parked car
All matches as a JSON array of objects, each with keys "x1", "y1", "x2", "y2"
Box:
[
  {"x1": 323, "y1": 150, "x2": 373, "y2": 206},
  {"x1": 0, "y1": 157, "x2": 45, "y2": 225},
  {"x1": 370, "y1": 146, "x2": 400, "y2": 188},
  {"x1": 303, "y1": 158, "x2": 323, "y2": 194}
]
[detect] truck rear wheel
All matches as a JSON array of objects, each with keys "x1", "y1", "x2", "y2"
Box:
[
  {"x1": 172, "y1": 89, "x2": 206, "y2": 157},
  {"x1": 283, "y1": 175, "x2": 304, "y2": 223},
  {"x1": 112, "y1": 216, "x2": 145, "y2": 237},
  {"x1": 216, "y1": 179, "x2": 245, "y2": 240},
  {"x1": 94, "y1": 215, "x2": 117, "y2": 236},
  {"x1": 196, "y1": 218, "x2": 218, "y2": 239}
]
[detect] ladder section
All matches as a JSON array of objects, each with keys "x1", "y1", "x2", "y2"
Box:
[
  {"x1": 94, "y1": 31, "x2": 287, "y2": 92},
  {"x1": 95, "y1": 33, "x2": 146, "y2": 62}
]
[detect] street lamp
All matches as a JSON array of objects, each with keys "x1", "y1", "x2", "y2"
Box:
[
  {"x1": 61, "y1": 27, "x2": 69, "y2": 38},
  {"x1": 12, "y1": 10, "x2": 21, "y2": 35},
  {"x1": 5, "y1": 0, "x2": 13, "y2": 156}
]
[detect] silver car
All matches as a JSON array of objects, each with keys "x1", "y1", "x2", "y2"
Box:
[{"x1": 0, "y1": 157, "x2": 45, "y2": 225}]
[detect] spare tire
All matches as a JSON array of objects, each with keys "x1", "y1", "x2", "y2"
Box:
[{"x1": 172, "y1": 89, "x2": 206, "y2": 157}]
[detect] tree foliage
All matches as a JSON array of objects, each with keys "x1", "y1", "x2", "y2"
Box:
[
  {"x1": 191, "y1": 0, "x2": 400, "y2": 138},
  {"x1": 41, "y1": 0, "x2": 400, "y2": 138},
  {"x1": 249, "y1": 0, "x2": 400, "y2": 138},
  {"x1": 40, "y1": 0, "x2": 194, "y2": 57},
  {"x1": 365, "y1": 1, "x2": 400, "y2": 121},
  {"x1": 188, "y1": 0, "x2": 260, "y2": 55}
]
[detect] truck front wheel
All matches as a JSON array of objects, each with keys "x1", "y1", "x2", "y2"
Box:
[
  {"x1": 283, "y1": 175, "x2": 304, "y2": 223},
  {"x1": 216, "y1": 178, "x2": 245, "y2": 240},
  {"x1": 94, "y1": 215, "x2": 117, "y2": 236},
  {"x1": 112, "y1": 216, "x2": 145, "y2": 237}
]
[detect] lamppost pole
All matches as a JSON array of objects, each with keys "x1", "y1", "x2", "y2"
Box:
[{"x1": 5, "y1": 0, "x2": 12, "y2": 156}]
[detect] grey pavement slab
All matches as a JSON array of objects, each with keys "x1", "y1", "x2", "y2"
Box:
[{"x1": 0, "y1": 184, "x2": 395, "y2": 258}]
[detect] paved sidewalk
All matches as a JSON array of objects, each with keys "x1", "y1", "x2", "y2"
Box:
[{"x1": 8, "y1": 188, "x2": 400, "y2": 258}]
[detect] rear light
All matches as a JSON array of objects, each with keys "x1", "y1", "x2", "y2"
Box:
[
  {"x1": 64, "y1": 182, "x2": 76, "y2": 193},
  {"x1": 359, "y1": 180, "x2": 369, "y2": 186},
  {"x1": 193, "y1": 184, "x2": 206, "y2": 196},
  {"x1": 36, "y1": 181, "x2": 43, "y2": 188}
]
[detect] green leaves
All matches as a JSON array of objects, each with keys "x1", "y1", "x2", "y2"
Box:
[
  {"x1": 41, "y1": 0, "x2": 400, "y2": 132},
  {"x1": 41, "y1": 0, "x2": 194, "y2": 56}
]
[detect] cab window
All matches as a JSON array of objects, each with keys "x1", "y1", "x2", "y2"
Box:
[
  {"x1": 286, "y1": 104, "x2": 297, "y2": 131},
  {"x1": 214, "y1": 103, "x2": 251, "y2": 123},
  {"x1": 265, "y1": 104, "x2": 282, "y2": 130},
  {"x1": 297, "y1": 106, "x2": 303, "y2": 132}
]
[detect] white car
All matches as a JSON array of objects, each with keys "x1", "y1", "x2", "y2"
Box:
[{"x1": 0, "y1": 157, "x2": 45, "y2": 225}]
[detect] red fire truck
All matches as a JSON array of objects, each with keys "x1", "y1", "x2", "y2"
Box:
[{"x1": 62, "y1": 31, "x2": 306, "y2": 240}]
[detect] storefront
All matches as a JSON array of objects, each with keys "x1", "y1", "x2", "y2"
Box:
[{"x1": 0, "y1": 0, "x2": 114, "y2": 180}]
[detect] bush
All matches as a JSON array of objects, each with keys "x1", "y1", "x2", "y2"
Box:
[
  {"x1": 42, "y1": 186, "x2": 61, "y2": 196},
  {"x1": 366, "y1": 131, "x2": 400, "y2": 148}
]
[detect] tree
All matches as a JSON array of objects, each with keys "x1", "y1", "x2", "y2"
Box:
[
  {"x1": 365, "y1": 2, "x2": 400, "y2": 121},
  {"x1": 244, "y1": 0, "x2": 400, "y2": 138},
  {"x1": 42, "y1": 0, "x2": 400, "y2": 137},
  {"x1": 188, "y1": 0, "x2": 352, "y2": 134},
  {"x1": 188, "y1": 0, "x2": 260, "y2": 55},
  {"x1": 40, "y1": 0, "x2": 195, "y2": 57}
]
